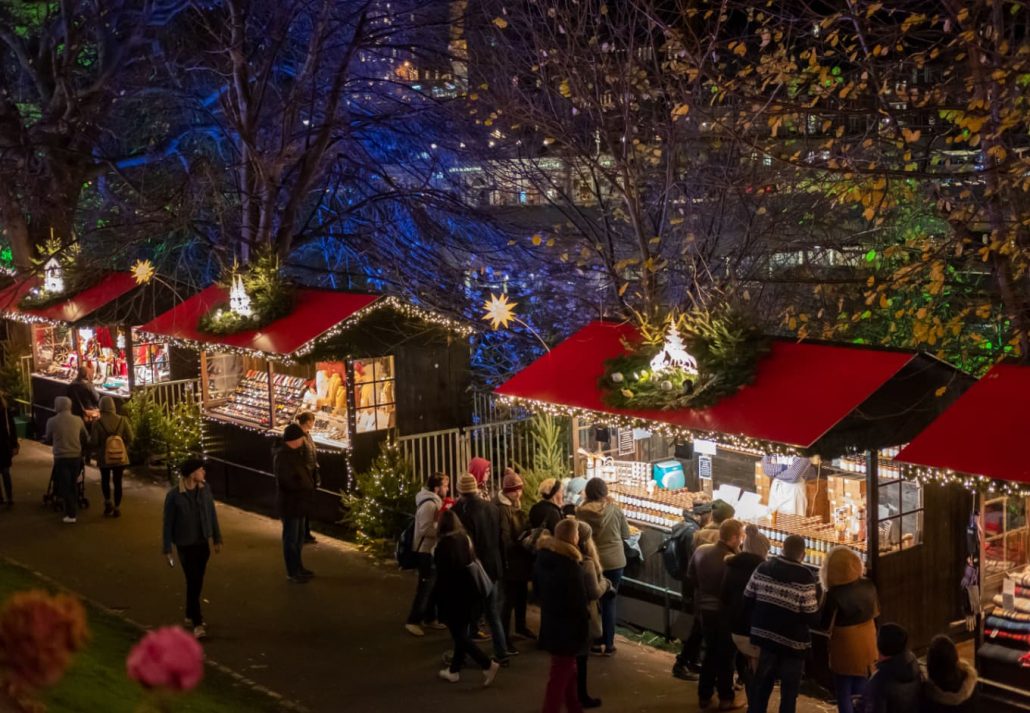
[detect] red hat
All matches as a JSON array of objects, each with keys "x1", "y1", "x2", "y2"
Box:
[{"x1": 468, "y1": 457, "x2": 491, "y2": 484}]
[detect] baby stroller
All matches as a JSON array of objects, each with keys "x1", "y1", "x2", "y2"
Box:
[{"x1": 43, "y1": 461, "x2": 90, "y2": 511}]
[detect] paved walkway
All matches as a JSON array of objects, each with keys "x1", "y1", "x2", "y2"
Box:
[{"x1": 0, "y1": 440, "x2": 832, "y2": 713}]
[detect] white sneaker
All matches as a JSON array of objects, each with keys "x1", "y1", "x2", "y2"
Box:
[
  {"x1": 483, "y1": 660, "x2": 501, "y2": 687},
  {"x1": 193, "y1": 625, "x2": 207, "y2": 640},
  {"x1": 61, "y1": 516, "x2": 77, "y2": 524},
  {"x1": 437, "y1": 669, "x2": 459, "y2": 683},
  {"x1": 424, "y1": 621, "x2": 447, "y2": 630},
  {"x1": 405, "y1": 623, "x2": 425, "y2": 637}
]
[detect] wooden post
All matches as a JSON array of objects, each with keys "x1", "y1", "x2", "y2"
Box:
[
  {"x1": 199, "y1": 351, "x2": 210, "y2": 405},
  {"x1": 571, "y1": 416, "x2": 581, "y2": 476},
  {"x1": 866, "y1": 448, "x2": 879, "y2": 582},
  {"x1": 125, "y1": 327, "x2": 136, "y2": 392},
  {"x1": 265, "y1": 361, "x2": 276, "y2": 429}
]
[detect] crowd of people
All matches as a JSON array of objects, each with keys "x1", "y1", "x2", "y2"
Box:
[{"x1": 404, "y1": 465, "x2": 982, "y2": 713}]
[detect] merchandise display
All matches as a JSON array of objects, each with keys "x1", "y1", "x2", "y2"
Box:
[{"x1": 207, "y1": 369, "x2": 306, "y2": 429}]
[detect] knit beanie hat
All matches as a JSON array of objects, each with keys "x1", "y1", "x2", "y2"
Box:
[
  {"x1": 502, "y1": 471, "x2": 524, "y2": 493},
  {"x1": 712, "y1": 499, "x2": 735, "y2": 523},
  {"x1": 283, "y1": 423, "x2": 305, "y2": 442},
  {"x1": 877, "y1": 623, "x2": 908, "y2": 657},
  {"x1": 742, "y1": 523, "x2": 771, "y2": 559},
  {"x1": 458, "y1": 473, "x2": 479, "y2": 495}
]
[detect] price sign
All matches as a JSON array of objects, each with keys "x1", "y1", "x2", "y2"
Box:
[{"x1": 618, "y1": 428, "x2": 635, "y2": 455}]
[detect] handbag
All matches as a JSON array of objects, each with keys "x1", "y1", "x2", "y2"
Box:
[
  {"x1": 467, "y1": 559, "x2": 493, "y2": 598},
  {"x1": 587, "y1": 601, "x2": 602, "y2": 640}
]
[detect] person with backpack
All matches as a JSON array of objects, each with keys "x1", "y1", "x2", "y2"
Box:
[
  {"x1": 670, "y1": 502, "x2": 711, "y2": 681},
  {"x1": 274, "y1": 423, "x2": 316, "y2": 583},
  {"x1": 405, "y1": 472, "x2": 449, "y2": 637},
  {"x1": 90, "y1": 396, "x2": 133, "y2": 518}
]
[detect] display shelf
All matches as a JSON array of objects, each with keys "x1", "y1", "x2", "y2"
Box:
[{"x1": 206, "y1": 369, "x2": 306, "y2": 429}]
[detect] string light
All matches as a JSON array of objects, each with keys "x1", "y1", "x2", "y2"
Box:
[
  {"x1": 495, "y1": 394, "x2": 804, "y2": 456},
  {"x1": 898, "y1": 462, "x2": 1030, "y2": 497}
]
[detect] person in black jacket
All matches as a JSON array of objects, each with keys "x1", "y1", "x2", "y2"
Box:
[
  {"x1": 862, "y1": 623, "x2": 921, "y2": 713},
  {"x1": 433, "y1": 510, "x2": 501, "y2": 686},
  {"x1": 0, "y1": 390, "x2": 18, "y2": 506},
  {"x1": 452, "y1": 473, "x2": 508, "y2": 663},
  {"x1": 921, "y1": 635, "x2": 979, "y2": 713},
  {"x1": 673, "y1": 502, "x2": 712, "y2": 682},
  {"x1": 274, "y1": 423, "x2": 316, "y2": 583},
  {"x1": 535, "y1": 518, "x2": 589, "y2": 713},
  {"x1": 65, "y1": 367, "x2": 100, "y2": 421},
  {"x1": 496, "y1": 469, "x2": 535, "y2": 645},
  {"x1": 721, "y1": 523, "x2": 770, "y2": 706},
  {"x1": 529, "y1": 477, "x2": 564, "y2": 533}
]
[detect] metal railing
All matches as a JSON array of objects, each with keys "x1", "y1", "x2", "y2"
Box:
[
  {"x1": 397, "y1": 418, "x2": 536, "y2": 489},
  {"x1": 136, "y1": 378, "x2": 200, "y2": 415},
  {"x1": 470, "y1": 390, "x2": 527, "y2": 425}
]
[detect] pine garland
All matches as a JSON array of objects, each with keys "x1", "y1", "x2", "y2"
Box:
[
  {"x1": 197, "y1": 250, "x2": 295, "y2": 335},
  {"x1": 600, "y1": 304, "x2": 769, "y2": 410}
]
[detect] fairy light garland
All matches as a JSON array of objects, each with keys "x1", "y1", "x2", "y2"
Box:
[
  {"x1": 897, "y1": 462, "x2": 1030, "y2": 497},
  {"x1": 2, "y1": 311, "x2": 69, "y2": 327},
  {"x1": 496, "y1": 393, "x2": 804, "y2": 456}
]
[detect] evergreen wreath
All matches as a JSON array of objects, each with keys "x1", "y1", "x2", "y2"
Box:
[
  {"x1": 197, "y1": 250, "x2": 295, "y2": 335},
  {"x1": 600, "y1": 304, "x2": 769, "y2": 410}
]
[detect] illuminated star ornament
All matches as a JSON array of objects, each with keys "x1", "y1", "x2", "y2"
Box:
[
  {"x1": 131, "y1": 259, "x2": 156, "y2": 285},
  {"x1": 482, "y1": 293, "x2": 518, "y2": 330}
]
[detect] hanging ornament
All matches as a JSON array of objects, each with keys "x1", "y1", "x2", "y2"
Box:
[
  {"x1": 481, "y1": 293, "x2": 518, "y2": 330},
  {"x1": 131, "y1": 259, "x2": 156, "y2": 285},
  {"x1": 660, "y1": 380, "x2": 673, "y2": 392},
  {"x1": 43, "y1": 257, "x2": 64, "y2": 294},
  {"x1": 610, "y1": 372, "x2": 624, "y2": 383}
]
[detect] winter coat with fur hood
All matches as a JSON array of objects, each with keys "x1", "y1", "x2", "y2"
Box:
[
  {"x1": 534, "y1": 535, "x2": 589, "y2": 657},
  {"x1": 576, "y1": 498, "x2": 630, "y2": 571},
  {"x1": 920, "y1": 661, "x2": 979, "y2": 713},
  {"x1": 820, "y1": 546, "x2": 879, "y2": 676}
]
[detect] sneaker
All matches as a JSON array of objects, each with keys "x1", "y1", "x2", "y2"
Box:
[
  {"x1": 61, "y1": 516, "x2": 77, "y2": 524},
  {"x1": 603, "y1": 646, "x2": 616, "y2": 657},
  {"x1": 103, "y1": 502, "x2": 113, "y2": 517},
  {"x1": 405, "y1": 623, "x2": 425, "y2": 637},
  {"x1": 672, "y1": 663, "x2": 700, "y2": 681},
  {"x1": 504, "y1": 646, "x2": 519, "y2": 657},
  {"x1": 483, "y1": 660, "x2": 501, "y2": 687},
  {"x1": 193, "y1": 625, "x2": 207, "y2": 640},
  {"x1": 718, "y1": 697, "x2": 745, "y2": 711},
  {"x1": 471, "y1": 630, "x2": 491, "y2": 641},
  {"x1": 424, "y1": 621, "x2": 447, "y2": 630},
  {"x1": 437, "y1": 669, "x2": 460, "y2": 683},
  {"x1": 304, "y1": 535, "x2": 317, "y2": 544},
  {"x1": 286, "y1": 575, "x2": 310, "y2": 584},
  {"x1": 298, "y1": 568, "x2": 315, "y2": 578}
]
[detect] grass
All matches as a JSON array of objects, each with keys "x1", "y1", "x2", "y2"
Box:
[{"x1": 0, "y1": 560, "x2": 287, "y2": 712}]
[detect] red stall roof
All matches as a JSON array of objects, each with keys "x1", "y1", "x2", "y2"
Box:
[
  {"x1": 896, "y1": 363, "x2": 1030, "y2": 484},
  {"x1": 0, "y1": 273, "x2": 139, "y2": 324},
  {"x1": 137, "y1": 285, "x2": 380, "y2": 357},
  {"x1": 495, "y1": 321, "x2": 917, "y2": 448}
]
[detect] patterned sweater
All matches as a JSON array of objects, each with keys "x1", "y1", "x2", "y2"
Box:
[{"x1": 743, "y1": 556, "x2": 821, "y2": 656}]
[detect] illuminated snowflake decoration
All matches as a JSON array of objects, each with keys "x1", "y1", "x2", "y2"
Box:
[
  {"x1": 482, "y1": 293, "x2": 518, "y2": 330},
  {"x1": 131, "y1": 259, "x2": 156, "y2": 285}
]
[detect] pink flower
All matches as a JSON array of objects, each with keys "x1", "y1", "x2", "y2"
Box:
[{"x1": 126, "y1": 627, "x2": 204, "y2": 692}]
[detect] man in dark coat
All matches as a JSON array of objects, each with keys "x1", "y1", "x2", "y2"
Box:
[
  {"x1": 452, "y1": 472, "x2": 508, "y2": 662},
  {"x1": 496, "y1": 469, "x2": 535, "y2": 643},
  {"x1": 534, "y1": 519, "x2": 589, "y2": 713},
  {"x1": 274, "y1": 423, "x2": 316, "y2": 583},
  {"x1": 65, "y1": 367, "x2": 99, "y2": 420},
  {"x1": 673, "y1": 502, "x2": 711, "y2": 682}
]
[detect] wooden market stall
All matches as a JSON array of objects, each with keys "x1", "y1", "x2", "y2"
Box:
[
  {"x1": 495, "y1": 321, "x2": 973, "y2": 651},
  {"x1": 896, "y1": 363, "x2": 1030, "y2": 709},
  {"x1": 0, "y1": 273, "x2": 187, "y2": 432},
  {"x1": 137, "y1": 285, "x2": 472, "y2": 520}
]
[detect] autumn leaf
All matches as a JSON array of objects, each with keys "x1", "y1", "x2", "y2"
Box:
[
  {"x1": 558, "y1": 80, "x2": 571, "y2": 98},
  {"x1": 492, "y1": 17, "x2": 508, "y2": 29},
  {"x1": 934, "y1": 386, "x2": 948, "y2": 397},
  {"x1": 901, "y1": 127, "x2": 921, "y2": 143},
  {"x1": 531, "y1": 234, "x2": 543, "y2": 246},
  {"x1": 671, "y1": 103, "x2": 691, "y2": 119}
]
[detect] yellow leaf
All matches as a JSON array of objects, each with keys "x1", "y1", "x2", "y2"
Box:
[
  {"x1": 862, "y1": 206, "x2": 876, "y2": 221},
  {"x1": 531, "y1": 234, "x2": 543, "y2": 246},
  {"x1": 934, "y1": 386, "x2": 948, "y2": 398},
  {"x1": 492, "y1": 17, "x2": 508, "y2": 29},
  {"x1": 901, "y1": 127, "x2": 921, "y2": 143},
  {"x1": 559, "y1": 80, "x2": 571, "y2": 98},
  {"x1": 618, "y1": 283, "x2": 629, "y2": 296},
  {"x1": 671, "y1": 103, "x2": 691, "y2": 119},
  {"x1": 733, "y1": 42, "x2": 747, "y2": 57}
]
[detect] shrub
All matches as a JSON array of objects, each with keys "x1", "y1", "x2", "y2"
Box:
[{"x1": 341, "y1": 440, "x2": 420, "y2": 550}]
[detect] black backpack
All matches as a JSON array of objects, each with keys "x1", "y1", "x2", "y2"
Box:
[
  {"x1": 659, "y1": 519, "x2": 699, "y2": 581},
  {"x1": 396, "y1": 500, "x2": 431, "y2": 570}
]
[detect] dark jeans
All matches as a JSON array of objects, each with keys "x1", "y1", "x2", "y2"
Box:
[
  {"x1": 177, "y1": 542, "x2": 210, "y2": 627},
  {"x1": 54, "y1": 457, "x2": 80, "y2": 518},
  {"x1": 576, "y1": 653, "x2": 591, "y2": 701},
  {"x1": 501, "y1": 579, "x2": 528, "y2": 638},
  {"x1": 676, "y1": 606, "x2": 703, "y2": 667},
  {"x1": 484, "y1": 585, "x2": 508, "y2": 659},
  {"x1": 0, "y1": 467, "x2": 11, "y2": 502},
  {"x1": 282, "y1": 516, "x2": 305, "y2": 576},
  {"x1": 542, "y1": 655, "x2": 582, "y2": 713},
  {"x1": 406, "y1": 553, "x2": 437, "y2": 625},
  {"x1": 699, "y1": 610, "x2": 735, "y2": 703},
  {"x1": 599, "y1": 567, "x2": 624, "y2": 649},
  {"x1": 100, "y1": 467, "x2": 124, "y2": 506},
  {"x1": 749, "y1": 648, "x2": 805, "y2": 713},
  {"x1": 833, "y1": 674, "x2": 868, "y2": 713},
  {"x1": 446, "y1": 618, "x2": 492, "y2": 674}
]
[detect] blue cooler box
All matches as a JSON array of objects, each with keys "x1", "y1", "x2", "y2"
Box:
[{"x1": 653, "y1": 460, "x2": 685, "y2": 490}]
